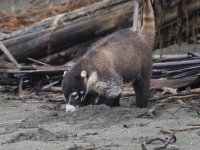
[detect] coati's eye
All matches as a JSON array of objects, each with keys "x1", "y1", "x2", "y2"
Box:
[
  {"x1": 71, "y1": 92, "x2": 79, "y2": 100},
  {"x1": 80, "y1": 91, "x2": 84, "y2": 94},
  {"x1": 71, "y1": 92, "x2": 77, "y2": 96}
]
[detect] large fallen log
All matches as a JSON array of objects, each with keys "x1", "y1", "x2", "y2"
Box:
[
  {"x1": 0, "y1": 0, "x2": 200, "y2": 62},
  {"x1": 38, "y1": 40, "x2": 94, "y2": 65},
  {"x1": 0, "y1": 0, "x2": 134, "y2": 62},
  {"x1": 0, "y1": 0, "x2": 129, "y2": 40},
  {"x1": 0, "y1": 0, "x2": 199, "y2": 64}
]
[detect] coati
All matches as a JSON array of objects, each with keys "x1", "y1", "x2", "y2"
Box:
[{"x1": 62, "y1": 0, "x2": 155, "y2": 112}]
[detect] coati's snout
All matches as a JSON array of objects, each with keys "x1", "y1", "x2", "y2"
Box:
[{"x1": 62, "y1": 70, "x2": 88, "y2": 112}]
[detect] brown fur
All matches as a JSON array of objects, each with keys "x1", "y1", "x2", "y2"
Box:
[
  {"x1": 62, "y1": 0, "x2": 155, "y2": 108},
  {"x1": 79, "y1": 29, "x2": 152, "y2": 81}
]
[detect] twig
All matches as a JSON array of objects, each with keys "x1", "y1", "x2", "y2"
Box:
[
  {"x1": 161, "y1": 87, "x2": 177, "y2": 95},
  {"x1": 148, "y1": 93, "x2": 200, "y2": 118},
  {"x1": 121, "y1": 89, "x2": 135, "y2": 97},
  {"x1": 188, "y1": 52, "x2": 200, "y2": 58},
  {"x1": 146, "y1": 133, "x2": 177, "y2": 150},
  {"x1": 159, "y1": 94, "x2": 200, "y2": 103},
  {"x1": 154, "y1": 133, "x2": 177, "y2": 150},
  {"x1": 0, "y1": 40, "x2": 20, "y2": 67},
  {"x1": 150, "y1": 93, "x2": 200, "y2": 102},
  {"x1": 27, "y1": 57, "x2": 50, "y2": 66},
  {"x1": 42, "y1": 81, "x2": 60, "y2": 91},
  {"x1": 167, "y1": 126, "x2": 200, "y2": 132},
  {"x1": 46, "y1": 86, "x2": 62, "y2": 93},
  {"x1": 0, "y1": 60, "x2": 16, "y2": 69},
  {"x1": 160, "y1": 128, "x2": 174, "y2": 134},
  {"x1": 146, "y1": 137, "x2": 166, "y2": 144},
  {"x1": 189, "y1": 88, "x2": 200, "y2": 93}
]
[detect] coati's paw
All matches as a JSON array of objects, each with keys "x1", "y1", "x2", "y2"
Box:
[{"x1": 136, "y1": 101, "x2": 147, "y2": 108}]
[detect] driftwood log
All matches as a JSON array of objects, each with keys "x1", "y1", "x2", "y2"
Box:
[
  {"x1": 0, "y1": 0, "x2": 199, "y2": 65},
  {"x1": 0, "y1": 0, "x2": 134, "y2": 62}
]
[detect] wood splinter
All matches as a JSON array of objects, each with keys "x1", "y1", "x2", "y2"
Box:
[{"x1": 0, "y1": 40, "x2": 20, "y2": 68}]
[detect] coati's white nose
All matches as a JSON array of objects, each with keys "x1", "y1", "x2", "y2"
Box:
[{"x1": 66, "y1": 104, "x2": 76, "y2": 113}]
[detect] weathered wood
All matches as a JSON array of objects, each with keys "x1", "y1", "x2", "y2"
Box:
[
  {"x1": 0, "y1": 0, "x2": 134, "y2": 62},
  {"x1": 152, "y1": 58, "x2": 200, "y2": 79},
  {"x1": 0, "y1": 0, "x2": 199, "y2": 63},
  {"x1": 39, "y1": 40, "x2": 93, "y2": 65},
  {"x1": 0, "y1": 41, "x2": 20, "y2": 67},
  {"x1": 27, "y1": 57, "x2": 50, "y2": 66},
  {"x1": 0, "y1": 61, "x2": 16, "y2": 69},
  {"x1": 153, "y1": 59, "x2": 200, "y2": 69},
  {"x1": 150, "y1": 77, "x2": 198, "y2": 89},
  {"x1": 0, "y1": 0, "x2": 131, "y2": 41}
]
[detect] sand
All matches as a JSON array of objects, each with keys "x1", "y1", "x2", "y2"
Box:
[{"x1": 0, "y1": 92, "x2": 200, "y2": 150}]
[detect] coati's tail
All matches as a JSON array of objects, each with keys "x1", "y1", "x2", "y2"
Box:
[{"x1": 139, "y1": 0, "x2": 155, "y2": 47}]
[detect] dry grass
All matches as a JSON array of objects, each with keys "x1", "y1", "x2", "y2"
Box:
[{"x1": 0, "y1": 0, "x2": 102, "y2": 32}]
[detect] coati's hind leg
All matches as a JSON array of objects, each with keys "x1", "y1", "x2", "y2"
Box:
[
  {"x1": 133, "y1": 73, "x2": 150, "y2": 108},
  {"x1": 97, "y1": 78, "x2": 123, "y2": 107}
]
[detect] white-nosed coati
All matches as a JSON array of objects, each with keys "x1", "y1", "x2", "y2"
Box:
[{"x1": 62, "y1": 0, "x2": 155, "y2": 112}]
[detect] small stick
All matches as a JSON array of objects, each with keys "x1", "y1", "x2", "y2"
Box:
[
  {"x1": 151, "y1": 93, "x2": 200, "y2": 102},
  {"x1": 168, "y1": 126, "x2": 200, "y2": 132},
  {"x1": 146, "y1": 137, "x2": 166, "y2": 144},
  {"x1": 148, "y1": 93, "x2": 200, "y2": 118},
  {"x1": 160, "y1": 128, "x2": 174, "y2": 134},
  {"x1": 42, "y1": 81, "x2": 60, "y2": 90},
  {"x1": 0, "y1": 40, "x2": 20, "y2": 67},
  {"x1": 154, "y1": 133, "x2": 177, "y2": 150},
  {"x1": 146, "y1": 133, "x2": 177, "y2": 150},
  {"x1": 190, "y1": 88, "x2": 200, "y2": 93},
  {"x1": 121, "y1": 90, "x2": 135, "y2": 97},
  {"x1": 0, "y1": 60, "x2": 16, "y2": 69},
  {"x1": 42, "y1": 86, "x2": 62, "y2": 93},
  {"x1": 48, "y1": 86, "x2": 62, "y2": 93},
  {"x1": 188, "y1": 52, "x2": 200, "y2": 58},
  {"x1": 27, "y1": 57, "x2": 50, "y2": 66}
]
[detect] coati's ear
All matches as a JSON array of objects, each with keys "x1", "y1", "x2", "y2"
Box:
[
  {"x1": 63, "y1": 71, "x2": 67, "y2": 77},
  {"x1": 81, "y1": 70, "x2": 87, "y2": 78},
  {"x1": 81, "y1": 70, "x2": 88, "y2": 83}
]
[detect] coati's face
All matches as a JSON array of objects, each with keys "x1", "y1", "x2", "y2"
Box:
[{"x1": 62, "y1": 70, "x2": 88, "y2": 112}]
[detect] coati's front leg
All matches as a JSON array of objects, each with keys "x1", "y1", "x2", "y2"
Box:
[
  {"x1": 82, "y1": 93, "x2": 99, "y2": 106},
  {"x1": 82, "y1": 92, "x2": 120, "y2": 107},
  {"x1": 97, "y1": 79, "x2": 123, "y2": 106},
  {"x1": 133, "y1": 71, "x2": 151, "y2": 108},
  {"x1": 84, "y1": 72, "x2": 123, "y2": 107},
  {"x1": 97, "y1": 94, "x2": 121, "y2": 107}
]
